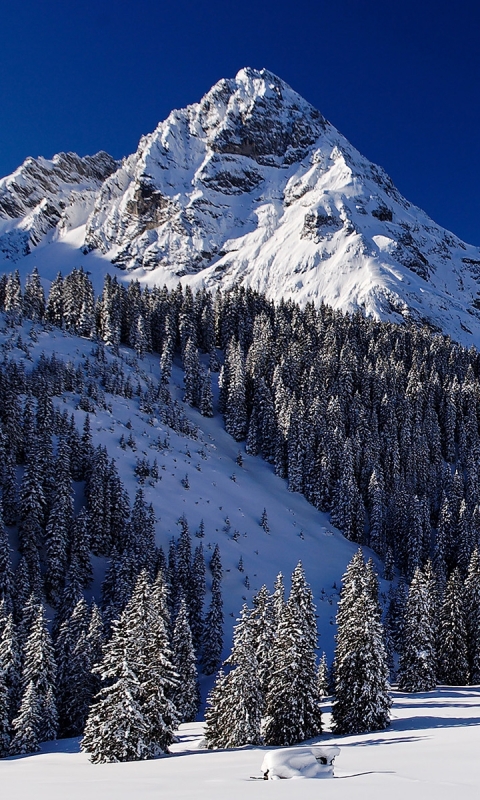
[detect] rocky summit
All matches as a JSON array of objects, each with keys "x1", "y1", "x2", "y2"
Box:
[{"x1": 3, "y1": 67, "x2": 480, "y2": 345}]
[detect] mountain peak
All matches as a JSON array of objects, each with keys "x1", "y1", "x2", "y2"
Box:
[{"x1": 3, "y1": 70, "x2": 480, "y2": 346}]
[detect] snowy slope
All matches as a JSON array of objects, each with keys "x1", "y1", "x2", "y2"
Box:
[
  {"x1": 2, "y1": 687, "x2": 480, "y2": 799},
  {"x1": 3, "y1": 68, "x2": 480, "y2": 345},
  {"x1": 0, "y1": 313, "x2": 365, "y2": 661}
]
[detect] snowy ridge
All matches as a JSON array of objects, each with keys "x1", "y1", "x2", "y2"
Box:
[
  {"x1": 3, "y1": 68, "x2": 480, "y2": 345},
  {"x1": 0, "y1": 151, "x2": 118, "y2": 261}
]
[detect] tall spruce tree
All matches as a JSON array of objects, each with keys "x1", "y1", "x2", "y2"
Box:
[
  {"x1": 397, "y1": 567, "x2": 437, "y2": 692},
  {"x1": 332, "y1": 550, "x2": 391, "y2": 734},
  {"x1": 82, "y1": 571, "x2": 178, "y2": 763},
  {"x1": 263, "y1": 564, "x2": 322, "y2": 745},
  {"x1": 171, "y1": 598, "x2": 200, "y2": 723},
  {"x1": 204, "y1": 605, "x2": 262, "y2": 748},
  {"x1": 438, "y1": 568, "x2": 469, "y2": 685}
]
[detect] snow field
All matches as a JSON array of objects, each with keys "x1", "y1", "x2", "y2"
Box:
[{"x1": 2, "y1": 688, "x2": 480, "y2": 800}]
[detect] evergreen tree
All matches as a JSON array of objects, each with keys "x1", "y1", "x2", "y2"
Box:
[
  {"x1": 23, "y1": 268, "x2": 45, "y2": 322},
  {"x1": 250, "y1": 585, "x2": 276, "y2": 698},
  {"x1": 332, "y1": 550, "x2": 391, "y2": 734},
  {"x1": 464, "y1": 548, "x2": 480, "y2": 683},
  {"x1": 0, "y1": 669, "x2": 10, "y2": 757},
  {"x1": 0, "y1": 605, "x2": 21, "y2": 722},
  {"x1": 9, "y1": 682, "x2": 40, "y2": 755},
  {"x1": 317, "y1": 652, "x2": 329, "y2": 699},
  {"x1": 20, "y1": 603, "x2": 57, "y2": 742},
  {"x1": 82, "y1": 571, "x2": 178, "y2": 763},
  {"x1": 263, "y1": 564, "x2": 322, "y2": 745},
  {"x1": 171, "y1": 598, "x2": 200, "y2": 723},
  {"x1": 202, "y1": 546, "x2": 224, "y2": 675},
  {"x1": 438, "y1": 568, "x2": 469, "y2": 685},
  {"x1": 205, "y1": 605, "x2": 262, "y2": 748},
  {"x1": 55, "y1": 599, "x2": 91, "y2": 737},
  {"x1": 190, "y1": 543, "x2": 206, "y2": 651},
  {"x1": 397, "y1": 567, "x2": 436, "y2": 691},
  {"x1": 0, "y1": 505, "x2": 14, "y2": 611}
]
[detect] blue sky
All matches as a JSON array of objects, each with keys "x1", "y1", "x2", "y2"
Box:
[{"x1": 0, "y1": 0, "x2": 479, "y2": 243}]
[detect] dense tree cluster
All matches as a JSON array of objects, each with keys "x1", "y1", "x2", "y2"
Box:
[
  {"x1": 204, "y1": 563, "x2": 323, "y2": 748},
  {"x1": 3, "y1": 267, "x2": 480, "y2": 756},
  {"x1": 6, "y1": 267, "x2": 480, "y2": 581}
]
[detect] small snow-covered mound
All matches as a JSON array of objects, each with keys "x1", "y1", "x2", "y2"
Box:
[{"x1": 261, "y1": 745, "x2": 340, "y2": 780}]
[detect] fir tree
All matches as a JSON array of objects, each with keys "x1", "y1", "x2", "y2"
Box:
[
  {"x1": 397, "y1": 567, "x2": 436, "y2": 691},
  {"x1": 20, "y1": 603, "x2": 57, "y2": 742},
  {"x1": 263, "y1": 564, "x2": 322, "y2": 745},
  {"x1": 332, "y1": 550, "x2": 391, "y2": 734},
  {"x1": 202, "y1": 546, "x2": 224, "y2": 675},
  {"x1": 438, "y1": 568, "x2": 469, "y2": 685},
  {"x1": 317, "y1": 652, "x2": 329, "y2": 699},
  {"x1": 205, "y1": 605, "x2": 262, "y2": 748},
  {"x1": 9, "y1": 682, "x2": 40, "y2": 755},
  {"x1": 171, "y1": 598, "x2": 200, "y2": 723},
  {"x1": 82, "y1": 571, "x2": 178, "y2": 762},
  {"x1": 464, "y1": 548, "x2": 480, "y2": 683}
]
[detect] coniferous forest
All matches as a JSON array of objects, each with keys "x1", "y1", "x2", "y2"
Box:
[{"x1": 1, "y1": 267, "x2": 480, "y2": 760}]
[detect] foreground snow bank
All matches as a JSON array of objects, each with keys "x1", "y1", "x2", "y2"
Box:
[{"x1": 261, "y1": 745, "x2": 340, "y2": 779}]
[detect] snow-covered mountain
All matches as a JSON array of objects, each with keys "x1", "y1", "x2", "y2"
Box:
[
  {"x1": 0, "y1": 150, "x2": 117, "y2": 261},
  {"x1": 3, "y1": 67, "x2": 480, "y2": 345}
]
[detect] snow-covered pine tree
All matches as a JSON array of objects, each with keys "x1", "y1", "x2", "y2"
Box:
[
  {"x1": 202, "y1": 545, "x2": 224, "y2": 675},
  {"x1": 55, "y1": 598, "x2": 91, "y2": 736},
  {"x1": 0, "y1": 667, "x2": 10, "y2": 756},
  {"x1": 83, "y1": 571, "x2": 178, "y2": 762},
  {"x1": 250, "y1": 584, "x2": 276, "y2": 699},
  {"x1": 0, "y1": 505, "x2": 14, "y2": 611},
  {"x1": 332, "y1": 550, "x2": 391, "y2": 734},
  {"x1": 317, "y1": 652, "x2": 329, "y2": 699},
  {"x1": 204, "y1": 605, "x2": 262, "y2": 748},
  {"x1": 464, "y1": 548, "x2": 480, "y2": 683},
  {"x1": 18, "y1": 603, "x2": 57, "y2": 743},
  {"x1": 23, "y1": 268, "x2": 45, "y2": 323},
  {"x1": 171, "y1": 598, "x2": 200, "y2": 723},
  {"x1": 190, "y1": 543, "x2": 206, "y2": 651},
  {"x1": 9, "y1": 681, "x2": 40, "y2": 755},
  {"x1": 438, "y1": 568, "x2": 469, "y2": 685},
  {"x1": 263, "y1": 563, "x2": 322, "y2": 745},
  {"x1": 397, "y1": 567, "x2": 436, "y2": 691},
  {"x1": 224, "y1": 339, "x2": 247, "y2": 441},
  {"x1": 45, "y1": 437, "x2": 74, "y2": 606}
]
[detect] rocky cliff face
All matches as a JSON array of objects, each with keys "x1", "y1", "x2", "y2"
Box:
[
  {"x1": 3, "y1": 68, "x2": 480, "y2": 345},
  {"x1": 0, "y1": 150, "x2": 118, "y2": 260}
]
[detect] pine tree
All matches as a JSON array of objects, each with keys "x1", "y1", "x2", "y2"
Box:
[
  {"x1": 332, "y1": 550, "x2": 391, "y2": 734},
  {"x1": 202, "y1": 546, "x2": 224, "y2": 675},
  {"x1": 0, "y1": 505, "x2": 13, "y2": 611},
  {"x1": 0, "y1": 668, "x2": 10, "y2": 756},
  {"x1": 317, "y1": 652, "x2": 329, "y2": 698},
  {"x1": 397, "y1": 567, "x2": 436, "y2": 691},
  {"x1": 205, "y1": 605, "x2": 262, "y2": 748},
  {"x1": 250, "y1": 585, "x2": 276, "y2": 698},
  {"x1": 0, "y1": 605, "x2": 21, "y2": 722},
  {"x1": 171, "y1": 598, "x2": 200, "y2": 723},
  {"x1": 82, "y1": 571, "x2": 178, "y2": 763},
  {"x1": 190, "y1": 543, "x2": 206, "y2": 651},
  {"x1": 9, "y1": 681, "x2": 40, "y2": 755},
  {"x1": 23, "y1": 268, "x2": 45, "y2": 322},
  {"x1": 263, "y1": 564, "x2": 322, "y2": 745},
  {"x1": 20, "y1": 603, "x2": 57, "y2": 742},
  {"x1": 438, "y1": 568, "x2": 469, "y2": 685},
  {"x1": 45, "y1": 437, "x2": 74, "y2": 606},
  {"x1": 55, "y1": 598, "x2": 91, "y2": 736},
  {"x1": 464, "y1": 548, "x2": 480, "y2": 683}
]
